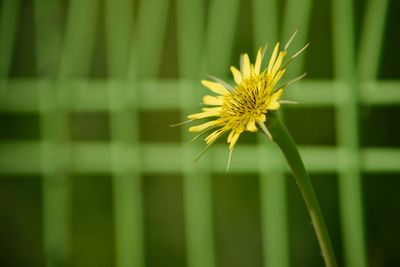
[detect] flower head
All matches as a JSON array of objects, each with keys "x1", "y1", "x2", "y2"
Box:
[{"x1": 187, "y1": 33, "x2": 308, "y2": 170}]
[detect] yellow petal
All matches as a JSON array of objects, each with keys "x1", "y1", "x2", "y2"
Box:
[
  {"x1": 272, "y1": 88, "x2": 284, "y2": 99},
  {"x1": 271, "y1": 69, "x2": 286, "y2": 87},
  {"x1": 267, "y1": 43, "x2": 280, "y2": 75},
  {"x1": 203, "y1": 95, "x2": 223, "y2": 106},
  {"x1": 267, "y1": 89, "x2": 284, "y2": 110},
  {"x1": 227, "y1": 130, "x2": 235, "y2": 143},
  {"x1": 188, "y1": 110, "x2": 220, "y2": 119},
  {"x1": 189, "y1": 120, "x2": 218, "y2": 133},
  {"x1": 242, "y1": 53, "x2": 251, "y2": 78},
  {"x1": 254, "y1": 48, "x2": 263, "y2": 75},
  {"x1": 270, "y1": 51, "x2": 287, "y2": 77},
  {"x1": 228, "y1": 132, "x2": 241, "y2": 150},
  {"x1": 230, "y1": 66, "x2": 242, "y2": 85},
  {"x1": 202, "y1": 107, "x2": 222, "y2": 112},
  {"x1": 246, "y1": 120, "x2": 258, "y2": 132},
  {"x1": 201, "y1": 80, "x2": 230, "y2": 95},
  {"x1": 267, "y1": 101, "x2": 280, "y2": 110},
  {"x1": 205, "y1": 129, "x2": 225, "y2": 144}
]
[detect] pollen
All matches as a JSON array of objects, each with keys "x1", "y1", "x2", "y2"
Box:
[{"x1": 220, "y1": 73, "x2": 283, "y2": 134}]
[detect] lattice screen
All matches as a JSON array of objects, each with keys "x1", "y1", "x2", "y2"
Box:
[{"x1": 0, "y1": 0, "x2": 398, "y2": 266}]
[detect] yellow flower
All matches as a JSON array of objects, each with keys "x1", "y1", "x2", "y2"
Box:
[{"x1": 188, "y1": 33, "x2": 308, "y2": 170}]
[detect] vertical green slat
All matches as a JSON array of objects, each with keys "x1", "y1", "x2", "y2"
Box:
[
  {"x1": 332, "y1": 0, "x2": 366, "y2": 266},
  {"x1": 258, "y1": 145, "x2": 288, "y2": 267},
  {"x1": 107, "y1": 0, "x2": 172, "y2": 266},
  {"x1": 176, "y1": 0, "x2": 203, "y2": 78},
  {"x1": 109, "y1": 80, "x2": 144, "y2": 267},
  {"x1": 105, "y1": 0, "x2": 133, "y2": 79},
  {"x1": 254, "y1": 0, "x2": 313, "y2": 264},
  {"x1": 136, "y1": 0, "x2": 170, "y2": 78},
  {"x1": 203, "y1": 0, "x2": 241, "y2": 77},
  {"x1": 118, "y1": 43, "x2": 144, "y2": 267},
  {"x1": 281, "y1": 0, "x2": 313, "y2": 77},
  {"x1": 252, "y1": 1, "x2": 290, "y2": 266},
  {"x1": 59, "y1": 0, "x2": 99, "y2": 78},
  {"x1": 34, "y1": 0, "x2": 99, "y2": 266},
  {"x1": 280, "y1": 0, "x2": 314, "y2": 265},
  {"x1": 0, "y1": 0, "x2": 20, "y2": 79},
  {"x1": 332, "y1": 0, "x2": 355, "y2": 79},
  {"x1": 34, "y1": 0, "x2": 63, "y2": 77},
  {"x1": 252, "y1": 0, "x2": 278, "y2": 48},
  {"x1": 181, "y1": 155, "x2": 215, "y2": 267},
  {"x1": 105, "y1": 1, "x2": 144, "y2": 267},
  {"x1": 176, "y1": 0, "x2": 216, "y2": 267},
  {"x1": 33, "y1": 1, "x2": 67, "y2": 266},
  {"x1": 179, "y1": 0, "x2": 241, "y2": 266},
  {"x1": 358, "y1": 0, "x2": 389, "y2": 80}
]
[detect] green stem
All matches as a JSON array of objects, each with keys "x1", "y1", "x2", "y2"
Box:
[{"x1": 266, "y1": 112, "x2": 337, "y2": 267}]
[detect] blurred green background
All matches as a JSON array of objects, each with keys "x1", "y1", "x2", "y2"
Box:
[{"x1": 0, "y1": 0, "x2": 400, "y2": 266}]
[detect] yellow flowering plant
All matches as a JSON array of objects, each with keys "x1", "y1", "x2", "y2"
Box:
[
  {"x1": 187, "y1": 32, "x2": 307, "y2": 170},
  {"x1": 181, "y1": 32, "x2": 338, "y2": 267}
]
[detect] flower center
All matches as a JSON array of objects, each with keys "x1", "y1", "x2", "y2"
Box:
[{"x1": 221, "y1": 74, "x2": 272, "y2": 132}]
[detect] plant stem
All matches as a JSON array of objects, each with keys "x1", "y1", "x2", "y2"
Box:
[{"x1": 266, "y1": 112, "x2": 337, "y2": 267}]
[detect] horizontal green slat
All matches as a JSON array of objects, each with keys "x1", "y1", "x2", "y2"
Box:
[
  {"x1": 1, "y1": 142, "x2": 400, "y2": 174},
  {"x1": 1, "y1": 80, "x2": 400, "y2": 112}
]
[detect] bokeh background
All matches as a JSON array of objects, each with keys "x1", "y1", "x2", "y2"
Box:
[{"x1": 0, "y1": 0, "x2": 399, "y2": 266}]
